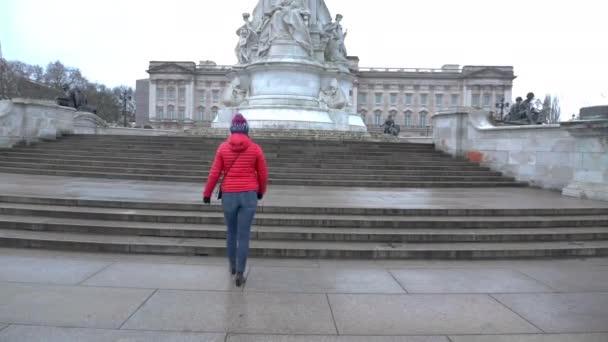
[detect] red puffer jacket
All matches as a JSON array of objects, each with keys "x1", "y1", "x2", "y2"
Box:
[{"x1": 203, "y1": 133, "x2": 268, "y2": 198}]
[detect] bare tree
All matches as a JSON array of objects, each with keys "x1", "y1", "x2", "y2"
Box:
[{"x1": 547, "y1": 96, "x2": 562, "y2": 124}]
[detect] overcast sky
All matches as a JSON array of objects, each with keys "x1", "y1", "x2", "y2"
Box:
[{"x1": 1, "y1": 0, "x2": 607, "y2": 116}]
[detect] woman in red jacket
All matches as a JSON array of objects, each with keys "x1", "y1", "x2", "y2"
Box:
[{"x1": 203, "y1": 114, "x2": 268, "y2": 287}]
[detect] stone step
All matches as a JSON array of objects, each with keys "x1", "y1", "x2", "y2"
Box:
[
  {"x1": 1, "y1": 215, "x2": 607, "y2": 243},
  {"x1": 0, "y1": 153, "x2": 479, "y2": 169},
  {"x1": 0, "y1": 166, "x2": 525, "y2": 187},
  {"x1": 1, "y1": 228, "x2": 607, "y2": 258},
  {"x1": 0, "y1": 157, "x2": 493, "y2": 173},
  {"x1": 6, "y1": 195, "x2": 608, "y2": 216},
  {"x1": 0, "y1": 161, "x2": 509, "y2": 181},
  {"x1": 16, "y1": 142, "x2": 437, "y2": 152},
  {"x1": 0, "y1": 203, "x2": 605, "y2": 228},
  {"x1": 0, "y1": 150, "x2": 459, "y2": 163}
]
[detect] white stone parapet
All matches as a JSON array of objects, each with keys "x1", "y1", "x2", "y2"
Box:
[
  {"x1": 0, "y1": 98, "x2": 74, "y2": 148},
  {"x1": 432, "y1": 109, "x2": 608, "y2": 201}
]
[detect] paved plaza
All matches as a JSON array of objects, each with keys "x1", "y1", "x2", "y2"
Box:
[{"x1": 0, "y1": 248, "x2": 607, "y2": 341}]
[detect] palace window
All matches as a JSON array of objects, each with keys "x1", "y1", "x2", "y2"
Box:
[
  {"x1": 358, "y1": 92, "x2": 367, "y2": 105},
  {"x1": 211, "y1": 106, "x2": 219, "y2": 118},
  {"x1": 483, "y1": 93, "x2": 491, "y2": 107},
  {"x1": 167, "y1": 87, "x2": 175, "y2": 101},
  {"x1": 167, "y1": 105, "x2": 175, "y2": 120},
  {"x1": 451, "y1": 94, "x2": 459, "y2": 108},
  {"x1": 178, "y1": 107, "x2": 186, "y2": 121},
  {"x1": 435, "y1": 94, "x2": 444, "y2": 108},
  {"x1": 198, "y1": 106, "x2": 205, "y2": 121},
  {"x1": 178, "y1": 87, "x2": 186, "y2": 102},
  {"x1": 198, "y1": 90, "x2": 206, "y2": 103},
  {"x1": 375, "y1": 93, "x2": 383, "y2": 105},
  {"x1": 374, "y1": 110, "x2": 382, "y2": 126},
  {"x1": 390, "y1": 93, "x2": 398, "y2": 105},
  {"x1": 472, "y1": 94, "x2": 481, "y2": 107},
  {"x1": 405, "y1": 93, "x2": 413, "y2": 106},
  {"x1": 156, "y1": 87, "x2": 165, "y2": 101},
  {"x1": 404, "y1": 112, "x2": 412, "y2": 126},
  {"x1": 156, "y1": 107, "x2": 164, "y2": 120},
  {"x1": 420, "y1": 94, "x2": 428, "y2": 106},
  {"x1": 212, "y1": 90, "x2": 220, "y2": 103},
  {"x1": 419, "y1": 112, "x2": 428, "y2": 127}
]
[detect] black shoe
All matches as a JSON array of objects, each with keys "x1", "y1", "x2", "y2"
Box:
[
  {"x1": 230, "y1": 268, "x2": 236, "y2": 276},
  {"x1": 235, "y1": 272, "x2": 246, "y2": 287}
]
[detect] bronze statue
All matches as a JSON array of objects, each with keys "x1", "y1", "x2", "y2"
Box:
[
  {"x1": 382, "y1": 115, "x2": 400, "y2": 136},
  {"x1": 504, "y1": 92, "x2": 545, "y2": 125}
]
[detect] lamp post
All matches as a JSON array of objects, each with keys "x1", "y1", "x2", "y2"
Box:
[
  {"x1": 496, "y1": 97, "x2": 510, "y2": 121},
  {"x1": 119, "y1": 90, "x2": 132, "y2": 128}
]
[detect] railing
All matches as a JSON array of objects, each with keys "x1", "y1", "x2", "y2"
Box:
[{"x1": 357, "y1": 67, "x2": 461, "y2": 73}]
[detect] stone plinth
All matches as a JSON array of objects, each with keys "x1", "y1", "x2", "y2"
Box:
[{"x1": 560, "y1": 106, "x2": 608, "y2": 201}]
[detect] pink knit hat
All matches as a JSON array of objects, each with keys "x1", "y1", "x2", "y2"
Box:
[{"x1": 230, "y1": 113, "x2": 249, "y2": 135}]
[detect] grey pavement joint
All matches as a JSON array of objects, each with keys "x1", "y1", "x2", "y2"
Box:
[{"x1": 83, "y1": 263, "x2": 241, "y2": 291}]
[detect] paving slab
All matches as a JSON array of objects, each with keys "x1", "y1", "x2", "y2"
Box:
[
  {"x1": 0, "y1": 255, "x2": 110, "y2": 285},
  {"x1": 517, "y1": 266, "x2": 608, "y2": 292},
  {"x1": 246, "y1": 267, "x2": 404, "y2": 294},
  {"x1": 227, "y1": 335, "x2": 449, "y2": 342},
  {"x1": 0, "y1": 325, "x2": 225, "y2": 342},
  {"x1": 83, "y1": 263, "x2": 240, "y2": 291},
  {"x1": 328, "y1": 294, "x2": 540, "y2": 335},
  {"x1": 449, "y1": 333, "x2": 608, "y2": 342},
  {"x1": 389, "y1": 268, "x2": 553, "y2": 294},
  {"x1": 122, "y1": 290, "x2": 336, "y2": 334},
  {"x1": 493, "y1": 293, "x2": 608, "y2": 333},
  {"x1": 0, "y1": 283, "x2": 153, "y2": 329}
]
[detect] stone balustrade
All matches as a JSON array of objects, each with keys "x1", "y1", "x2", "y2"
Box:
[{"x1": 433, "y1": 109, "x2": 608, "y2": 201}]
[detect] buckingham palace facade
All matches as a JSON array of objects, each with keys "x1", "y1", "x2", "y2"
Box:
[{"x1": 135, "y1": 59, "x2": 515, "y2": 129}]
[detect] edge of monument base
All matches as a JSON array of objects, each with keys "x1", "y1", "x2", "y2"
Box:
[
  {"x1": 213, "y1": 107, "x2": 367, "y2": 132},
  {"x1": 563, "y1": 182, "x2": 608, "y2": 202}
]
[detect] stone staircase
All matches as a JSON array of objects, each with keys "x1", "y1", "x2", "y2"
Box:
[
  {"x1": 0, "y1": 135, "x2": 525, "y2": 188},
  {"x1": 0, "y1": 195, "x2": 607, "y2": 258},
  {"x1": 0, "y1": 134, "x2": 606, "y2": 259}
]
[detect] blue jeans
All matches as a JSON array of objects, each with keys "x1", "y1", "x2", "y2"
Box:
[{"x1": 221, "y1": 191, "x2": 258, "y2": 273}]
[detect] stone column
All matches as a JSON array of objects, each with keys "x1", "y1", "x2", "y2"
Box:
[
  {"x1": 186, "y1": 80, "x2": 194, "y2": 121},
  {"x1": 352, "y1": 83, "x2": 358, "y2": 111},
  {"x1": 149, "y1": 80, "x2": 157, "y2": 121}
]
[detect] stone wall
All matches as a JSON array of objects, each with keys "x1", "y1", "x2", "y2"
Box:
[
  {"x1": 433, "y1": 109, "x2": 608, "y2": 201},
  {"x1": 0, "y1": 98, "x2": 74, "y2": 148}
]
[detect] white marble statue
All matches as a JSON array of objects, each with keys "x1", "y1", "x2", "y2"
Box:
[
  {"x1": 222, "y1": 78, "x2": 248, "y2": 107},
  {"x1": 257, "y1": 0, "x2": 313, "y2": 57},
  {"x1": 235, "y1": 13, "x2": 258, "y2": 64},
  {"x1": 323, "y1": 14, "x2": 348, "y2": 62},
  {"x1": 319, "y1": 79, "x2": 347, "y2": 110}
]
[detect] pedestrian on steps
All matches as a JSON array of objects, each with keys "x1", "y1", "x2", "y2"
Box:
[{"x1": 203, "y1": 114, "x2": 268, "y2": 287}]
